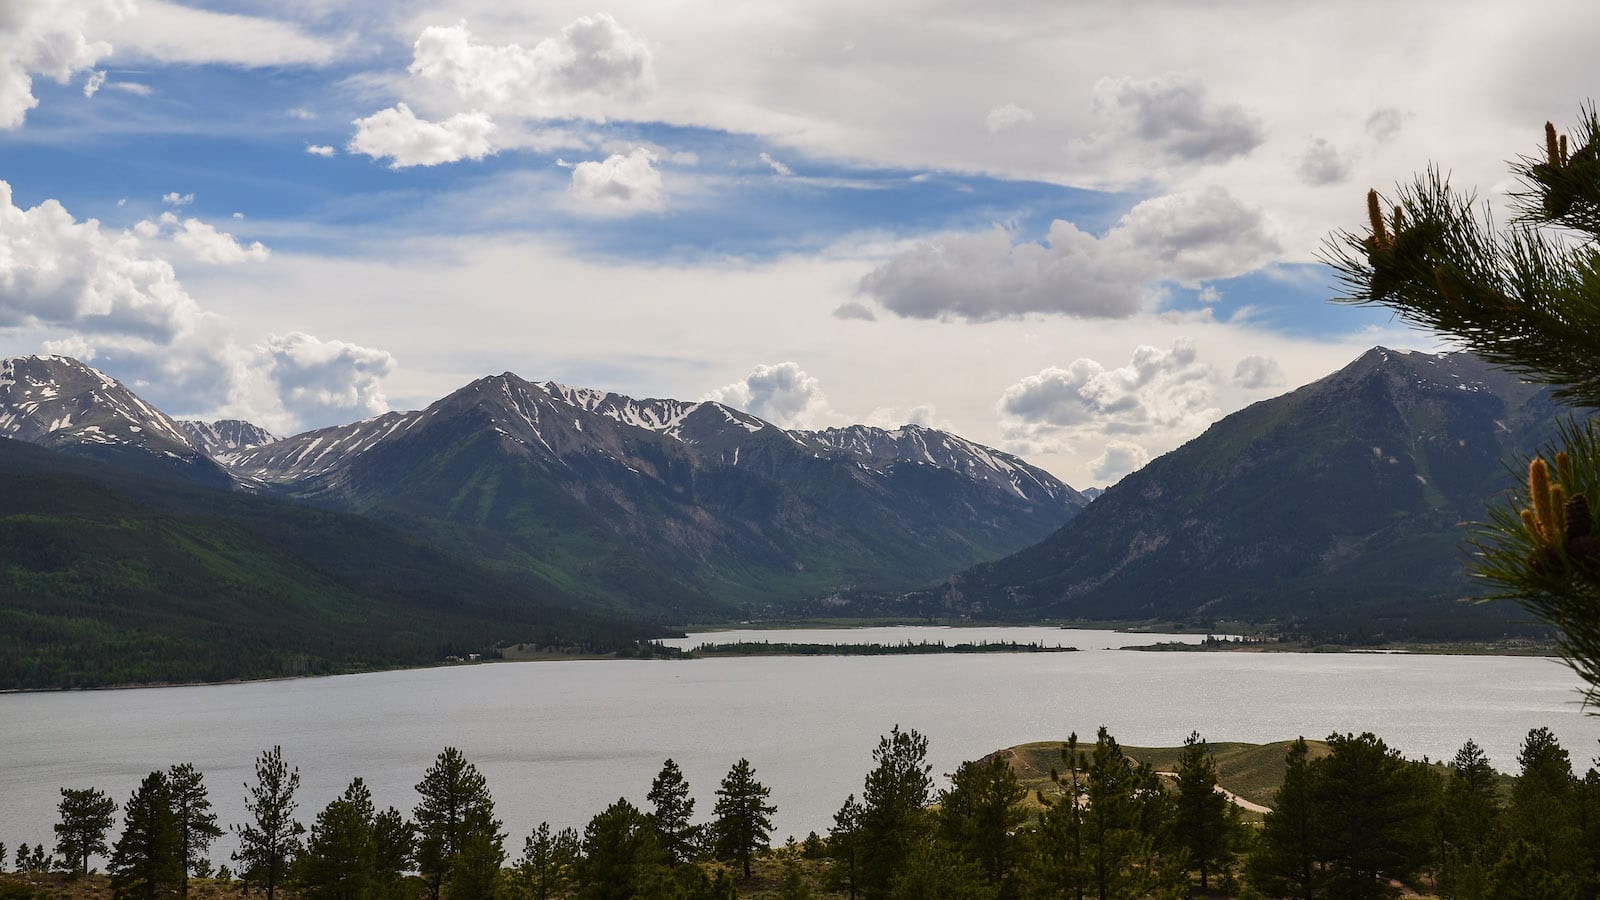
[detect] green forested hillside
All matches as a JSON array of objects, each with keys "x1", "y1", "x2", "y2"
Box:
[{"x1": 0, "y1": 438, "x2": 649, "y2": 689}]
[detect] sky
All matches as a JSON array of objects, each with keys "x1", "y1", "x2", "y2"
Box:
[{"x1": 1, "y1": 0, "x2": 1596, "y2": 487}]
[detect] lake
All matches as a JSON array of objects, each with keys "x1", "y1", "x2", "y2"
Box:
[{"x1": 2, "y1": 626, "x2": 1596, "y2": 868}]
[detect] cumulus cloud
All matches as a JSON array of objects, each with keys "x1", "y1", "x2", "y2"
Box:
[
  {"x1": 254, "y1": 332, "x2": 395, "y2": 427},
  {"x1": 706, "y1": 361, "x2": 838, "y2": 428},
  {"x1": 305, "y1": 143, "x2": 335, "y2": 157},
  {"x1": 1000, "y1": 339, "x2": 1215, "y2": 432},
  {"x1": 859, "y1": 186, "x2": 1280, "y2": 321},
  {"x1": 1295, "y1": 137, "x2": 1351, "y2": 186},
  {"x1": 134, "y1": 212, "x2": 269, "y2": 265},
  {"x1": 1233, "y1": 355, "x2": 1286, "y2": 389},
  {"x1": 984, "y1": 103, "x2": 1035, "y2": 133},
  {"x1": 1090, "y1": 439, "x2": 1149, "y2": 483},
  {"x1": 348, "y1": 102, "x2": 495, "y2": 168},
  {"x1": 0, "y1": 0, "x2": 127, "y2": 128},
  {"x1": 568, "y1": 148, "x2": 664, "y2": 214},
  {"x1": 162, "y1": 191, "x2": 193, "y2": 207},
  {"x1": 408, "y1": 16, "x2": 654, "y2": 117},
  {"x1": 0, "y1": 179, "x2": 206, "y2": 341},
  {"x1": 759, "y1": 151, "x2": 792, "y2": 176},
  {"x1": 1080, "y1": 74, "x2": 1265, "y2": 164},
  {"x1": 82, "y1": 69, "x2": 105, "y2": 97}
]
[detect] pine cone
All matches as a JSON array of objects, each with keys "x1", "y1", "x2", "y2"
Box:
[{"x1": 1566, "y1": 494, "x2": 1593, "y2": 541}]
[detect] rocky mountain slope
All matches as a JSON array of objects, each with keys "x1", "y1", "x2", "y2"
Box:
[
  {"x1": 0, "y1": 355, "x2": 232, "y2": 488},
  {"x1": 926, "y1": 348, "x2": 1570, "y2": 639},
  {"x1": 176, "y1": 418, "x2": 281, "y2": 462},
  {"x1": 224, "y1": 373, "x2": 1086, "y2": 615}
]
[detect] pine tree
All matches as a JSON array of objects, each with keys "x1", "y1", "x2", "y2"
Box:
[
  {"x1": 575, "y1": 798, "x2": 669, "y2": 900},
  {"x1": 936, "y1": 755, "x2": 1025, "y2": 888},
  {"x1": 1439, "y1": 739, "x2": 1502, "y2": 898},
  {"x1": 413, "y1": 747, "x2": 504, "y2": 900},
  {"x1": 857, "y1": 725, "x2": 934, "y2": 897},
  {"x1": 110, "y1": 771, "x2": 184, "y2": 900},
  {"x1": 14, "y1": 843, "x2": 27, "y2": 873},
  {"x1": 232, "y1": 746, "x2": 305, "y2": 900},
  {"x1": 298, "y1": 778, "x2": 378, "y2": 900},
  {"x1": 1171, "y1": 731, "x2": 1232, "y2": 891},
  {"x1": 1324, "y1": 106, "x2": 1600, "y2": 699},
  {"x1": 166, "y1": 763, "x2": 221, "y2": 897},
  {"x1": 54, "y1": 787, "x2": 118, "y2": 876},
  {"x1": 1248, "y1": 738, "x2": 1318, "y2": 900},
  {"x1": 1507, "y1": 727, "x2": 1581, "y2": 881},
  {"x1": 1033, "y1": 733, "x2": 1089, "y2": 899},
  {"x1": 371, "y1": 805, "x2": 416, "y2": 898},
  {"x1": 1310, "y1": 732, "x2": 1436, "y2": 900},
  {"x1": 830, "y1": 794, "x2": 865, "y2": 900},
  {"x1": 1079, "y1": 726, "x2": 1161, "y2": 900},
  {"x1": 713, "y1": 758, "x2": 776, "y2": 878},
  {"x1": 648, "y1": 758, "x2": 698, "y2": 865},
  {"x1": 516, "y1": 822, "x2": 579, "y2": 900}
]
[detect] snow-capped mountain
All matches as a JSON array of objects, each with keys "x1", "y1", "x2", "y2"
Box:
[
  {"x1": 0, "y1": 355, "x2": 231, "y2": 487},
  {"x1": 0, "y1": 359, "x2": 1086, "y2": 613},
  {"x1": 177, "y1": 419, "x2": 281, "y2": 462}
]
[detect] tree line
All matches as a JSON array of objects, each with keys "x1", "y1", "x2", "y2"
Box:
[{"x1": 6, "y1": 723, "x2": 1600, "y2": 898}]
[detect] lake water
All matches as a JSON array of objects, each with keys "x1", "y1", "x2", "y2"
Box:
[{"x1": 2, "y1": 626, "x2": 1596, "y2": 869}]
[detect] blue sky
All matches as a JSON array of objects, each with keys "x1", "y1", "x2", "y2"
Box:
[{"x1": 3, "y1": 0, "x2": 1591, "y2": 485}]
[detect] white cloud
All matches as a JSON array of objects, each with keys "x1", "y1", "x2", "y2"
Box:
[
  {"x1": 348, "y1": 102, "x2": 495, "y2": 168},
  {"x1": 0, "y1": 179, "x2": 206, "y2": 341},
  {"x1": 105, "y1": 0, "x2": 345, "y2": 68},
  {"x1": 1077, "y1": 73, "x2": 1264, "y2": 165},
  {"x1": 408, "y1": 15, "x2": 654, "y2": 118},
  {"x1": 568, "y1": 148, "x2": 664, "y2": 214},
  {"x1": 864, "y1": 403, "x2": 946, "y2": 430},
  {"x1": 759, "y1": 151, "x2": 792, "y2": 176},
  {"x1": 253, "y1": 331, "x2": 396, "y2": 428},
  {"x1": 859, "y1": 185, "x2": 1279, "y2": 321},
  {"x1": 1295, "y1": 137, "x2": 1351, "y2": 186},
  {"x1": 287, "y1": 107, "x2": 316, "y2": 120},
  {"x1": 305, "y1": 143, "x2": 335, "y2": 157},
  {"x1": 82, "y1": 69, "x2": 105, "y2": 97},
  {"x1": 135, "y1": 213, "x2": 270, "y2": 265},
  {"x1": 1090, "y1": 440, "x2": 1149, "y2": 483},
  {"x1": 999, "y1": 338, "x2": 1216, "y2": 432},
  {"x1": 0, "y1": 0, "x2": 127, "y2": 128},
  {"x1": 706, "y1": 361, "x2": 839, "y2": 428},
  {"x1": 1233, "y1": 354, "x2": 1285, "y2": 389},
  {"x1": 161, "y1": 192, "x2": 193, "y2": 207},
  {"x1": 831, "y1": 301, "x2": 876, "y2": 321},
  {"x1": 106, "y1": 80, "x2": 149, "y2": 96},
  {"x1": 984, "y1": 103, "x2": 1034, "y2": 133}
]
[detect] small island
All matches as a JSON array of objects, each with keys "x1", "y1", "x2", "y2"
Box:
[{"x1": 686, "y1": 639, "x2": 1078, "y2": 657}]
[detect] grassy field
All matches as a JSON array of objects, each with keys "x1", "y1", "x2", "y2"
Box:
[{"x1": 997, "y1": 737, "x2": 1334, "y2": 815}]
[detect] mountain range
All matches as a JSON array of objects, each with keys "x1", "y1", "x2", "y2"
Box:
[
  {"x1": 924, "y1": 348, "x2": 1570, "y2": 639},
  {"x1": 0, "y1": 356, "x2": 1085, "y2": 681}
]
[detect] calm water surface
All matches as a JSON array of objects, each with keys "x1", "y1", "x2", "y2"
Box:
[{"x1": 2, "y1": 626, "x2": 1595, "y2": 866}]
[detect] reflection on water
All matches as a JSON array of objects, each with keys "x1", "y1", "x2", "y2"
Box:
[{"x1": 0, "y1": 629, "x2": 1591, "y2": 866}]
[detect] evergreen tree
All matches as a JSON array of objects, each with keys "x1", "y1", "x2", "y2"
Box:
[
  {"x1": 575, "y1": 798, "x2": 669, "y2": 900},
  {"x1": 1439, "y1": 739, "x2": 1502, "y2": 900},
  {"x1": 371, "y1": 806, "x2": 416, "y2": 898},
  {"x1": 233, "y1": 745, "x2": 305, "y2": 900},
  {"x1": 109, "y1": 771, "x2": 184, "y2": 900},
  {"x1": 712, "y1": 758, "x2": 776, "y2": 878},
  {"x1": 857, "y1": 725, "x2": 934, "y2": 898},
  {"x1": 1248, "y1": 738, "x2": 1318, "y2": 900},
  {"x1": 1324, "y1": 106, "x2": 1600, "y2": 698},
  {"x1": 516, "y1": 822, "x2": 579, "y2": 900},
  {"x1": 298, "y1": 778, "x2": 379, "y2": 900},
  {"x1": 937, "y1": 755, "x2": 1026, "y2": 890},
  {"x1": 648, "y1": 758, "x2": 698, "y2": 865},
  {"x1": 54, "y1": 787, "x2": 117, "y2": 876},
  {"x1": 166, "y1": 763, "x2": 221, "y2": 897},
  {"x1": 829, "y1": 794, "x2": 865, "y2": 900},
  {"x1": 886, "y1": 841, "x2": 995, "y2": 900},
  {"x1": 1080, "y1": 727, "x2": 1166, "y2": 900},
  {"x1": 1506, "y1": 727, "x2": 1581, "y2": 888},
  {"x1": 413, "y1": 747, "x2": 505, "y2": 900},
  {"x1": 1032, "y1": 733, "x2": 1089, "y2": 899},
  {"x1": 1310, "y1": 732, "x2": 1435, "y2": 900},
  {"x1": 1171, "y1": 731, "x2": 1232, "y2": 891},
  {"x1": 14, "y1": 843, "x2": 27, "y2": 873}
]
